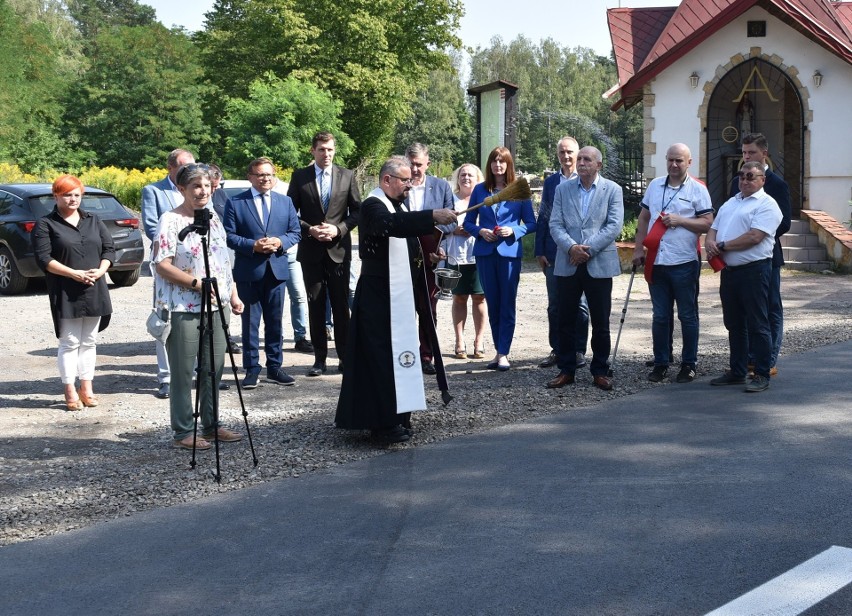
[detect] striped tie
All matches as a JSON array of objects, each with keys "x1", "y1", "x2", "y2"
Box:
[{"x1": 320, "y1": 172, "x2": 330, "y2": 212}]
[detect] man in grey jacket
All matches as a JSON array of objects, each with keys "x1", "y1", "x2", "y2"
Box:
[{"x1": 546, "y1": 146, "x2": 624, "y2": 391}]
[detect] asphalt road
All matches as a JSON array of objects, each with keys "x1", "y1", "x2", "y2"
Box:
[{"x1": 2, "y1": 337, "x2": 852, "y2": 615}]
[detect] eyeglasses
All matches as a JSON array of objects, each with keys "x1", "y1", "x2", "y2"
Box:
[
  {"x1": 389, "y1": 175, "x2": 413, "y2": 185},
  {"x1": 250, "y1": 173, "x2": 275, "y2": 179},
  {"x1": 737, "y1": 171, "x2": 765, "y2": 181}
]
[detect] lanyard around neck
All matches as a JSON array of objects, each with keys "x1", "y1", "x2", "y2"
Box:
[{"x1": 661, "y1": 177, "x2": 685, "y2": 213}]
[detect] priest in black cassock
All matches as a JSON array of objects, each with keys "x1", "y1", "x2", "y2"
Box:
[{"x1": 335, "y1": 156, "x2": 458, "y2": 444}]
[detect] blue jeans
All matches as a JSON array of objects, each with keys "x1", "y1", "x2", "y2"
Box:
[
  {"x1": 544, "y1": 264, "x2": 589, "y2": 354},
  {"x1": 648, "y1": 260, "x2": 700, "y2": 368},
  {"x1": 720, "y1": 259, "x2": 772, "y2": 378},
  {"x1": 286, "y1": 248, "x2": 308, "y2": 341}
]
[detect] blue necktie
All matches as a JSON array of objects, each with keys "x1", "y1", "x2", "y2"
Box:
[
  {"x1": 320, "y1": 172, "x2": 330, "y2": 212},
  {"x1": 259, "y1": 193, "x2": 269, "y2": 226}
]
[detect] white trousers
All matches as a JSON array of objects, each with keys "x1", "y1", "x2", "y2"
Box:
[{"x1": 58, "y1": 316, "x2": 101, "y2": 384}]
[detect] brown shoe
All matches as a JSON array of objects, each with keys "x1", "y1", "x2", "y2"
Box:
[
  {"x1": 202, "y1": 427, "x2": 242, "y2": 443},
  {"x1": 769, "y1": 366, "x2": 778, "y2": 377},
  {"x1": 546, "y1": 373, "x2": 575, "y2": 389},
  {"x1": 593, "y1": 375, "x2": 614, "y2": 391}
]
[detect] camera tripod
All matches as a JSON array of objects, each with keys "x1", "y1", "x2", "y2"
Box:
[{"x1": 180, "y1": 216, "x2": 258, "y2": 482}]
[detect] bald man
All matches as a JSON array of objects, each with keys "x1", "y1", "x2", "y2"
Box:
[{"x1": 633, "y1": 143, "x2": 713, "y2": 384}]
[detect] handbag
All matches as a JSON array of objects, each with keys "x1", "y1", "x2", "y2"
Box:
[{"x1": 146, "y1": 307, "x2": 171, "y2": 342}]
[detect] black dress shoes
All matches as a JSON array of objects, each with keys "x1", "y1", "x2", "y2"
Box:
[
  {"x1": 538, "y1": 351, "x2": 558, "y2": 368},
  {"x1": 294, "y1": 339, "x2": 314, "y2": 354},
  {"x1": 421, "y1": 360, "x2": 436, "y2": 375},
  {"x1": 156, "y1": 382, "x2": 170, "y2": 399},
  {"x1": 546, "y1": 373, "x2": 575, "y2": 389},
  {"x1": 307, "y1": 363, "x2": 327, "y2": 377},
  {"x1": 371, "y1": 425, "x2": 411, "y2": 444}
]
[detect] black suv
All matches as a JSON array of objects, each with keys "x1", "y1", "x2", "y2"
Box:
[{"x1": 0, "y1": 184, "x2": 144, "y2": 294}]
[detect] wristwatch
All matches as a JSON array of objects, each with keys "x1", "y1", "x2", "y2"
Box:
[
  {"x1": 718, "y1": 241, "x2": 726, "y2": 252},
  {"x1": 191, "y1": 278, "x2": 198, "y2": 289}
]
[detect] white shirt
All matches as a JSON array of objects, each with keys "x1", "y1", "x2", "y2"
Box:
[
  {"x1": 251, "y1": 188, "x2": 269, "y2": 224},
  {"x1": 408, "y1": 182, "x2": 426, "y2": 211},
  {"x1": 711, "y1": 188, "x2": 782, "y2": 266},
  {"x1": 641, "y1": 175, "x2": 713, "y2": 265}
]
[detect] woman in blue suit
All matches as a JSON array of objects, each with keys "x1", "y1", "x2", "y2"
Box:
[{"x1": 463, "y1": 147, "x2": 536, "y2": 370}]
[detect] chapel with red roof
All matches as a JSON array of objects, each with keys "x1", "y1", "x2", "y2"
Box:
[{"x1": 606, "y1": 0, "x2": 852, "y2": 230}]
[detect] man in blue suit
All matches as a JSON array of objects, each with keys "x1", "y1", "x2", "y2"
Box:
[
  {"x1": 535, "y1": 136, "x2": 590, "y2": 370},
  {"x1": 224, "y1": 157, "x2": 301, "y2": 388},
  {"x1": 547, "y1": 146, "x2": 624, "y2": 391},
  {"x1": 405, "y1": 143, "x2": 456, "y2": 375},
  {"x1": 728, "y1": 133, "x2": 791, "y2": 377},
  {"x1": 141, "y1": 148, "x2": 195, "y2": 399}
]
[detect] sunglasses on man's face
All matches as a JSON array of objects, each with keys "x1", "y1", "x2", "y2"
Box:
[{"x1": 738, "y1": 171, "x2": 765, "y2": 181}]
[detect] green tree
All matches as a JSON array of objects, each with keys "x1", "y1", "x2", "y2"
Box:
[
  {"x1": 0, "y1": 0, "x2": 87, "y2": 171},
  {"x1": 220, "y1": 73, "x2": 354, "y2": 175},
  {"x1": 394, "y1": 59, "x2": 475, "y2": 174},
  {"x1": 66, "y1": 0, "x2": 157, "y2": 39},
  {"x1": 65, "y1": 24, "x2": 211, "y2": 168},
  {"x1": 199, "y1": 0, "x2": 464, "y2": 161},
  {"x1": 469, "y1": 37, "x2": 616, "y2": 173}
]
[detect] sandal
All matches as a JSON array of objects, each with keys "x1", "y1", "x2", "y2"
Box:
[
  {"x1": 172, "y1": 436, "x2": 212, "y2": 450},
  {"x1": 454, "y1": 346, "x2": 467, "y2": 360},
  {"x1": 78, "y1": 389, "x2": 99, "y2": 408},
  {"x1": 65, "y1": 396, "x2": 84, "y2": 411},
  {"x1": 472, "y1": 348, "x2": 485, "y2": 359}
]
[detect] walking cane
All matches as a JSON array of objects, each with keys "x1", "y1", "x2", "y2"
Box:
[{"x1": 608, "y1": 263, "x2": 638, "y2": 378}]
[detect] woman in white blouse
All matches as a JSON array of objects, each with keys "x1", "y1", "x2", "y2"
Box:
[{"x1": 154, "y1": 164, "x2": 244, "y2": 451}]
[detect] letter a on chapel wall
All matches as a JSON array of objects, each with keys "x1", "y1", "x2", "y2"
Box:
[{"x1": 733, "y1": 65, "x2": 779, "y2": 103}]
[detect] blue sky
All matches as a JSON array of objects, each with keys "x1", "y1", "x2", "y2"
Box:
[{"x1": 145, "y1": 0, "x2": 679, "y2": 56}]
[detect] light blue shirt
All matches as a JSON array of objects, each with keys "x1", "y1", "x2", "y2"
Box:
[
  {"x1": 578, "y1": 176, "x2": 599, "y2": 218},
  {"x1": 314, "y1": 163, "x2": 331, "y2": 195}
]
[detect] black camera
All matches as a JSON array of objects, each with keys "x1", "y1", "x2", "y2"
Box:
[
  {"x1": 178, "y1": 207, "x2": 213, "y2": 241},
  {"x1": 193, "y1": 207, "x2": 212, "y2": 232}
]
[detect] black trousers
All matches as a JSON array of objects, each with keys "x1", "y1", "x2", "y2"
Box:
[
  {"x1": 556, "y1": 264, "x2": 613, "y2": 377},
  {"x1": 302, "y1": 255, "x2": 351, "y2": 364}
]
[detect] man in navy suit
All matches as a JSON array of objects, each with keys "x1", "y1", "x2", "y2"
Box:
[
  {"x1": 728, "y1": 133, "x2": 791, "y2": 377},
  {"x1": 535, "y1": 136, "x2": 590, "y2": 370},
  {"x1": 405, "y1": 142, "x2": 455, "y2": 375},
  {"x1": 547, "y1": 146, "x2": 624, "y2": 391},
  {"x1": 141, "y1": 148, "x2": 195, "y2": 399},
  {"x1": 224, "y1": 157, "x2": 301, "y2": 388},
  {"x1": 288, "y1": 131, "x2": 360, "y2": 377}
]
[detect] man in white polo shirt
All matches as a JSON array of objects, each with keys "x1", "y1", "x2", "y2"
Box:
[
  {"x1": 633, "y1": 143, "x2": 713, "y2": 384},
  {"x1": 705, "y1": 161, "x2": 782, "y2": 393}
]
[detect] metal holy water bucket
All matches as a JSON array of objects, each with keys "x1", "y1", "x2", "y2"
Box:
[{"x1": 434, "y1": 267, "x2": 462, "y2": 301}]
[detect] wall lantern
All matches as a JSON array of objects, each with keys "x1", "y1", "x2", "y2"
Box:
[
  {"x1": 689, "y1": 72, "x2": 700, "y2": 88},
  {"x1": 813, "y1": 70, "x2": 823, "y2": 88}
]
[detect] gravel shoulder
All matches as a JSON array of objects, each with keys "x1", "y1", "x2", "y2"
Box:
[{"x1": 2, "y1": 262, "x2": 851, "y2": 546}]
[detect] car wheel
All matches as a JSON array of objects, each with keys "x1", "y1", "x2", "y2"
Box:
[
  {"x1": 109, "y1": 267, "x2": 141, "y2": 287},
  {"x1": 0, "y1": 247, "x2": 29, "y2": 295}
]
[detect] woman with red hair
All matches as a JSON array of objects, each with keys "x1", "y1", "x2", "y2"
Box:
[{"x1": 32, "y1": 175, "x2": 114, "y2": 410}]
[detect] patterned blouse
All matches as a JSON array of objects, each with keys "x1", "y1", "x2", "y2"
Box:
[{"x1": 153, "y1": 209, "x2": 233, "y2": 314}]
